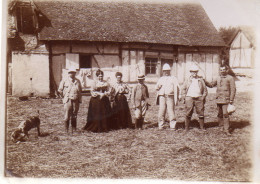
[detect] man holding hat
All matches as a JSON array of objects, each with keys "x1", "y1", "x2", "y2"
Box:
[
  {"x1": 155, "y1": 63, "x2": 181, "y2": 130},
  {"x1": 182, "y1": 64, "x2": 207, "y2": 132},
  {"x1": 58, "y1": 66, "x2": 82, "y2": 134},
  {"x1": 131, "y1": 74, "x2": 149, "y2": 129}
]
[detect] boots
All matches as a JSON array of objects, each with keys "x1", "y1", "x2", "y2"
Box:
[
  {"x1": 199, "y1": 118, "x2": 206, "y2": 131},
  {"x1": 71, "y1": 116, "x2": 77, "y2": 134},
  {"x1": 223, "y1": 117, "x2": 231, "y2": 135},
  {"x1": 218, "y1": 117, "x2": 224, "y2": 127},
  {"x1": 64, "y1": 120, "x2": 69, "y2": 133},
  {"x1": 170, "y1": 120, "x2": 177, "y2": 130},
  {"x1": 135, "y1": 119, "x2": 139, "y2": 129},
  {"x1": 135, "y1": 118, "x2": 143, "y2": 129},
  {"x1": 185, "y1": 117, "x2": 190, "y2": 132},
  {"x1": 139, "y1": 118, "x2": 144, "y2": 129}
]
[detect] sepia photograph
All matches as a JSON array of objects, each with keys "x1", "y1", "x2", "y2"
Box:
[{"x1": 1, "y1": 0, "x2": 259, "y2": 183}]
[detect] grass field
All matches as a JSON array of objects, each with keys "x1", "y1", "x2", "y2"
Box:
[{"x1": 5, "y1": 90, "x2": 253, "y2": 181}]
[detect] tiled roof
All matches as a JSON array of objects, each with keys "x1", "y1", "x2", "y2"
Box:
[{"x1": 34, "y1": 0, "x2": 225, "y2": 46}]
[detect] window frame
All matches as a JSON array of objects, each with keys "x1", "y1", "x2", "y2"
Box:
[
  {"x1": 145, "y1": 57, "x2": 158, "y2": 75},
  {"x1": 16, "y1": 5, "x2": 36, "y2": 34}
]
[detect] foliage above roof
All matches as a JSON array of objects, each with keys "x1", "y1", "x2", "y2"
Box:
[{"x1": 30, "y1": 0, "x2": 225, "y2": 46}]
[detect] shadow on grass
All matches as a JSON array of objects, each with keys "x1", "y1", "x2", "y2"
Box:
[
  {"x1": 175, "y1": 120, "x2": 200, "y2": 129},
  {"x1": 230, "y1": 121, "x2": 250, "y2": 129},
  {"x1": 144, "y1": 121, "x2": 157, "y2": 129},
  {"x1": 142, "y1": 120, "x2": 250, "y2": 131},
  {"x1": 205, "y1": 120, "x2": 250, "y2": 129},
  {"x1": 145, "y1": 120, "x2": 207, "y2": 129},
  {"x1": 39, "y1": 132, "x2": 51, "y2": 137}
]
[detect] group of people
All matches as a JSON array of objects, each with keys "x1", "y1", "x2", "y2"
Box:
[{"x1": 58, "y1": 63, "x2": 236, "y2": 135}]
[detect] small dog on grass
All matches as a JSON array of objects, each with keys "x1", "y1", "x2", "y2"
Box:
[{"x1": 11, "y1": 111, "x2": 41, "y2": 143}]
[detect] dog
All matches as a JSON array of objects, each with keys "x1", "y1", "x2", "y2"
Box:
[{"x1": 11, "y1": 112, "x2": 41, "y2": 143}]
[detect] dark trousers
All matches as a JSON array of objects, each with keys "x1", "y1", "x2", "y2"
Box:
[{"x1": 217, "y1": 104, "x2": 230, "y2": 133}]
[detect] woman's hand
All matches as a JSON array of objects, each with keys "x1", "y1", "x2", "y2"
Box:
[
  {"x1": 118, "y1": 86, "x2": 124, "y2": 93},
  {"x1": 92, "y1": 93, "x2": 98, "y2": 97}
]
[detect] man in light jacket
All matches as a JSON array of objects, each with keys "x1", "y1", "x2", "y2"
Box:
[
  {"x1": 155, "y1": 63, "x2": 181, "y2": 130},
  {"x1": 182, "y1": 64, "x2": 208, "y2": 132},
  {"x1": 58, "y1": 66, "x2": 82, "y2": 134},
  {"x1": 131, "y1": 74, "x2": 149, "y2": 129}
]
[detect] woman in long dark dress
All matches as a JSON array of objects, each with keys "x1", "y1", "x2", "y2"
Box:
[
  {"x1": 83, "y1": 69, "x2": 112, "y2": 132},
  {"x1": 110, "y1": 72, "x2": 133, "y2": 129}
]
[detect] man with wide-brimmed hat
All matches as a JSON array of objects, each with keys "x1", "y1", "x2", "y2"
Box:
[
  {"x1": 58, "y1": 66, "x2": 82, "y2": 134},
  {"x1": 155, "y1": 63, "x2": 181, "y2": 130},
  {"x1": 131, "y1": 74, "x2": 149, "y2": 129},
  {"x1": 182, "y1": 64, "x2": 207, "y2": 132}
]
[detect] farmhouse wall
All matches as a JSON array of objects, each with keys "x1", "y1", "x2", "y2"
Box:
[
  {"x1": 229, "y1": 32, "x2": 255, "y2": 69},
  {"x1": 52, "y1": 42, "x2": 122, "y2": 87},
  {"x1": 178, "y1": 48, "x2": 220, "y2": 83},
  {"x1": 231, "y1": 32, "x2": 251, "y2": 48},
  {"x1": 50, "y1": 42, "x2": 221, "y2": 90},
  {"x1": 52, "y1": 54, "x2": 66, "y2": 89},
  {"x1": 12, "y1": 52, "x2": 50, "y2": 96}
]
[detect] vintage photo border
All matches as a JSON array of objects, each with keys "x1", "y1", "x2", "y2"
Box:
[{"x1": 1, "y1": 0, "x2": 260, "y2": 183}]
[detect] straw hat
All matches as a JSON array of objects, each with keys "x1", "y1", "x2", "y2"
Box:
[{"x1": 137, "y1": 74, "x2": 145, "y2": 80}]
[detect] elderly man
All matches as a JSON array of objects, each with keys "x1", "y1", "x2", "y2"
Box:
[
  {"x1": 155, "y1": 63, "x2": 180, "y2": 130},
  {"x1": 58, "y1": 66, "x2": 82, "y2": 134},
  {"x1": 182, "y1": 64, "x2": 207, "y2": 132},
  {"x1": 205, "y1": 65, "x2": 236, "y2": 135}
]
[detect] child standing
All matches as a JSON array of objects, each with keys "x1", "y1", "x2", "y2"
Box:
[{"x1": 131, "y1": 75, "x2": 149, "y2": 129}]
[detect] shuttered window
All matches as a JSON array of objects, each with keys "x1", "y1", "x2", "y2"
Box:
[
  {"x1": 66, "y1": 54, "x2": 79, "y2": 69},
  {"x1": 16, "y1": 6, "x2": 36, "y2": 34}
]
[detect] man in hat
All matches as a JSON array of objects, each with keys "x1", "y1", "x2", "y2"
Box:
[
  {"x1": 131, "y1": 74, "x2": 149, "y2": 129},
  {"x1": 58, "y1": 66, "x2": 82, "y2": 134},
  {"x1": 155, "y1": 63, "x2": 181, "y2": 130},
  {"x1": 182, "y1": 64, "x2": 208, "y2": 132},
  {"x1": 205, "y1": 65, "x2": 236, "y2": 135}
]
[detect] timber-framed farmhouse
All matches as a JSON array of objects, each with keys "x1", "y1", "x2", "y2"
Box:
[{"x1": 7, "y1": 0, "x2": 226, "y2": 97}]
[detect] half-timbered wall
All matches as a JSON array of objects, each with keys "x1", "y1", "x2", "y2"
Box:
[
  {"x1": 51, "y1": 42, "x2": 221, "y2": 90},
  {"x1": 229, "y1": 31, "x2": 254, "y2": 68},
  {"x1": 51, "y1": 42, "x2": 122, "y2": 89}
]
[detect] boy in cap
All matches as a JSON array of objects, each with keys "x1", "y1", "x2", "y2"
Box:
[
  {"x1": 204, "y1": 65, "x2": 236, "y2": 135},
  {"x1": 58, "y1": 66, "x2": 82, "y2": 134},
  {"x1": 182, "y1": 64, "x2": 207, "y2": 132},
  {"x1": 131, "y1": 74, "x2": 149, "y2": 129},
  {"x1": 155, "y1": 63, "x2": 181, "y2": 130}
]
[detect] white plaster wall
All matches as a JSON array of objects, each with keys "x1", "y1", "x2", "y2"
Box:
[
  {"x1": 231, "y1": 32, "x2": 251, "y2": 48},
  {"x1": 12, "y1": 52, "x2": 50, "y2": 96}
]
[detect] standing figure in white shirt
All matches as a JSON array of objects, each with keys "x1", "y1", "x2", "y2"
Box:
[
  {"x1": 182, "y1": 64, "x2": 207, "y2": 132},
  {"x1": 155, "y1": 63, "x2": 181, "y2": 130}
]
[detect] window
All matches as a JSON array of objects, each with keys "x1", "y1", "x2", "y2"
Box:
[
  {"x1": 16, "y1": 6, "x2": 36, "y2": 34},
  {"x1": 145, "y1": 58, "x2": 158, "y2": 74},
  {"x1": 80, "y1": 55, "x2": 92, "y2": 68}
]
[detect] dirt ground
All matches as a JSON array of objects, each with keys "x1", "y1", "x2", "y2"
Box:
[{"x1": 5, "y1": 78, "x2": 253, "y2": 181}]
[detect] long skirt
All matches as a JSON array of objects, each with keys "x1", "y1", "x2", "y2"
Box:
[
  {"x1": 83, "y1": 96, "x2": 112, "y2": 132},
  {"x1": 111, "y1": 94, "x2": 133, "y2": 130}
]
